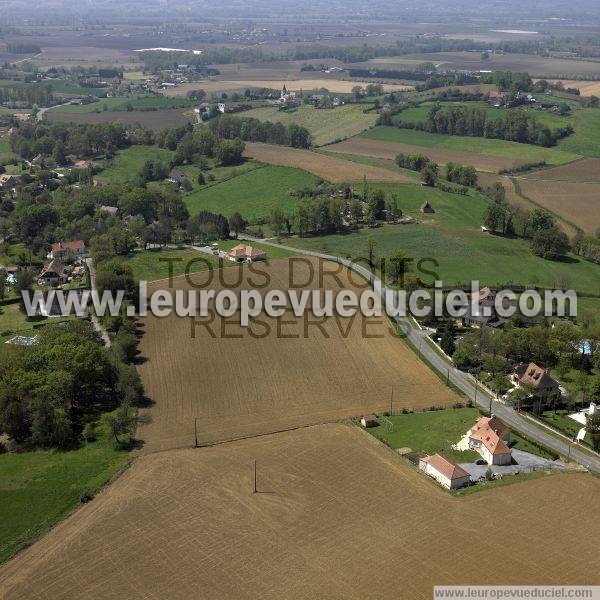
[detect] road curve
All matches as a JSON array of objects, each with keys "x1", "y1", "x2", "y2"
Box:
[{"x1": 238, "y1": 235, "x2": 600, "y2": 474}]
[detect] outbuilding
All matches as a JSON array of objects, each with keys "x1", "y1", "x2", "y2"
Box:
[{"x1": 419, "y1": 454, "x2": 471, "y2": 489}]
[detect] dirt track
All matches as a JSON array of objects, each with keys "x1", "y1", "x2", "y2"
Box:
[
  {"x1": 1, "y1": 423, "x2": 598, "y2": 600},
  {"x1": 325, "y1": 137, "x2": 526, "y2": 173},
  {"x1": 135, "y1": 258, "x2": 457, "y2": 454},
  {"x1": 243, "y1": 142, "x2": 413, "y2": 183}
]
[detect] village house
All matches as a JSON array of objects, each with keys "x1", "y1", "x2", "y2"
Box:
[
  {"x1": 227, "y1": 244, "x2": 267, "y2": 263},
  {"x1": 512, "y1": 362, "x2": 561, "y2": 402},
  {"x1": 488, "y1": 90, "x2": 510, "y2": 108},
  {"x1": 168, "y1": 168, "x2": 188, "y2": 186},
  {"x1": 420, "y1": 201, "x2": 435, "y2": 214},
  {"x1": 419, "y1": 454, "x2": 471, "y2": 489},
  {"x1": 99, "y1": 205, "x2": 118, "y2": 216},
  {"x1": 74, "y1": 160, "x2": 91, "y2": 169},
  {"x1": 38, "y1": 259, "x2": 70, "y2": 287},
  {"x1": 48, "y1": 240, "x2": 87, "y2": 261},
  {"x1": 459, "y1": 287, "x2": 505, "y2": 328},
  {"x1": 457, "y1": 416, "x2": 512, "y2": 466}
]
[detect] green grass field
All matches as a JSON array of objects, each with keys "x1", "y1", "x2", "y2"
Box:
[
  {"x1": 558, "y1": 108, "x2": 600, "y2": 157},
  {"x1": 0, "y1": 421, "x2": 130, "y2": 564},
  {"x1": 241, "y1": 104, "x2": 378, "y2": 146},
  {"x1": 184, "y1": 165, "x2": 319, "y2": 221},
  {"x1": 280, "y1": 181, "x2": 600, "y2": 293},
  {"x1": 362, "y1": 126, "x2": 581, "y2": 165},
  {"x1": 95, "y1": 145, "x2": 174, "y2": 183},
  {"x1": 0, "y1": 137, "x2": 18, "y2": 165},
  {"x1": 0, "y1": 304, "x2": 73, "y2": 342},
  {"x1": 50, "y1": 95, "x2": 197, "y2": 114}
]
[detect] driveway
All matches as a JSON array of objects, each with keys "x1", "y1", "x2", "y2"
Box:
[{"x1": 460, "y1": 449, "x2": 566, "y2": 480}]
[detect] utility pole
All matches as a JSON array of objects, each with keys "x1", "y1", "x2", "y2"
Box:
[
  {"x1": 253, "y1": 460, "x2": 257, "y2": 494},
  {"x1": 390, "y1": 385, "x2": 394, "y2": 415},
  {"x1": 194, "y1": 418, "x2": 199, "y2": 448}
]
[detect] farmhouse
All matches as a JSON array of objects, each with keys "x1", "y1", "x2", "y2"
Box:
[
  {"x1": 228, "y1": 244, "x2": 267, "y2": 263},
  {"x1": 49, "y1": 240, "x2": 87, "y2": 261},
  {"x1": 0, "y1": 174, "x2": 16, "y2": 190},
  {"x1": 74, "y1": 160, "x2": 91, "y2": 169},
  {"x1": 458, "y1": 416, "x2": 512, "y2": 466},
  {"x1": 512, "y1": 362, "x2": 560, "y2": 402},
  {"x1": 168, "y1": 168, "x2": 188, "y2": 186},
  {"x1": 38, "y1": 259, "x2": 70, "y2": 287},
  {"x1": 420, "y1": 201, "x2": 435, "y2": 214},
  {"x1": 360, "y1": 415, "x2": 378, "y2": 428},
  {"x1": 419, "y1": 454, "x2": 471, "y2": 489}
]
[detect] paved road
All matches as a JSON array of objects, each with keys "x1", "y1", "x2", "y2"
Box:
[
  {"x1": 238, "y1": 235, "x2": 600, "y2": 474},
  {"x1": 85, "y1": 257, "x2": 111, "y2": 348}
]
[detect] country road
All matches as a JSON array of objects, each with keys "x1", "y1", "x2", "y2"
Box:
[
  {"x1": 238, "y1": 235, "x2": 600, "y2": 474},
  {"x1": 85, "y1": 257, "x2": 111, "y2": 348}
]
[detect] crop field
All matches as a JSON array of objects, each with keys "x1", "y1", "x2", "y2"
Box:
[
  {"x1": 240, "y1": 104, "x2": 378, "y2": 146},
  {"x1": 517, "y1": 178, "x2": 600, "y2": 234},
  {"x1": 522, "y1": 158, "x2": 600, "y2": 183},
  {"x1": 361, "y1": 126, "x2": 581, "y2": 165},
  {"x1": 135, "y1": 258, "x2": 458, "y2": 454},
  {"x1": 45, "y1": 107, "x2": 194, "y2": 130},
  {"x1": 184, "y1": 165, "x2": 319, "y2": 220},
  {"x1": 325, "y1": 137, "x2": 526, "y2": 172},
  {"x1": 163, "y1": 78, "x2": 412, "y2": 97},
  {"x1": 95, "y1": 145, "x2": 174, "y2": 183},
  {"x1": 1, "y1": 423, "x2": 597, "y2": 600},
  {"x1": 281, "y1": 182, "x2": 600, "y2": 293},
  {"x1": 243, "y1": 142, "x2": 413, "y2": 183},
  {"x1": 545, "y1": 80, "x2": 600, "y2": 97}
]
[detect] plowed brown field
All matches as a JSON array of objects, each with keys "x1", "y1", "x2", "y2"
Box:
[
  {"x1": 243, "y1": 142, "x2": 413, "y2": 183},
  {"x1": 135, "y1": 258, "x2": 457, "y2": 454},
  {"x1": 1, "y1": 424, "x2": 598, "y2": 600}
]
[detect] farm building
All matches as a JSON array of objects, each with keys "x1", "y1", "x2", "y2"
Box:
[
  {"x1": 74, "y1": 160, "x2": 91, "y2": 169},
  {"x1": 0, "y1": 174, "x2": 17, "y2": 190},
  {"x1": 228, "y1": 244, "x2": 267, "y2": 263},
  {"x1": 512, "y1": 363, "x2": 560, "y2": 402},
  {"x1": 49, "y1": 240, "x2": 87, "y2": 261},
  {"x1": 360, "y1": 415, "x2": 378, "y2": 428},
  {"x1": 457, "y1": 416, "x2": 512, "y2": 466},
  {"x1": 419, "y1": 454, "x2": 471, "y2": 489},
  {"x1": 420, "y1": 201, "x2": 435, "y2": 214},
  {"x1": 168, "y1": 168, "x2": 188, "y2": 186}
]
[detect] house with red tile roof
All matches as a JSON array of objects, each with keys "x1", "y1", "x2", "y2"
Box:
[
  {"x1": 49, "y1": 240, "x2": 87, "y2": 261},
  {"x1": 513, "y1": 362, "x2": 560, "y2": 402},
  {"x1": 419, "y1": 454, "x2": 471, "y2": 489},
  {"x1": 228, "y1": 244, "x2": 267, "y2": 263},
  {"x1": 459, "y1": 416, "x2": 512, "y2": 466}
]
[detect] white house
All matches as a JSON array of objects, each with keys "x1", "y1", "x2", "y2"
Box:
[
  {"x1": 419, "y1": 454, "x2": 471, "y2": 489},
  {"x1": 360, "y1": 415, "x2": 378, "y2": 428},
  {"x1": 457, "y1": 416, "x2": 512, "y2": 466}
]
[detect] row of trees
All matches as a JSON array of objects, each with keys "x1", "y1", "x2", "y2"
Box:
[
  {"x1": 483, "y1": 188, "x2": 570, "y2": 260},
  {"x1": 395, "y1": 152, "x2": 476, "y2": 188},
  {"x1": 0, "y1": 82, "x2": 54, "y2": 108}
]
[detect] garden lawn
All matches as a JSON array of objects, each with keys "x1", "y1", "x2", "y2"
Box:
[
  {"x1": 362, "y1": 126, "x2": 580, "y2": 165},
  {"x1": 184, "y1": 165, "x2": 319, "y2": 221},
  {"x1": 541, "y1": 411, "x2": 591, "y2": 446},
  {"x1": 0, "y1": 423, "x2": 130, "y2": 564},
  {"x1": 364, "y1": 407, "x2": 481, "y2": 463},
  {"x1": 95, "y1": 145, "x2": 174, "y2": 183},
  {"x1": 241, "y1": 104, "x2": 378, "y2": 146},
  {"x1": 281, "y1": 182, "x2": 600, "y2": 293}
]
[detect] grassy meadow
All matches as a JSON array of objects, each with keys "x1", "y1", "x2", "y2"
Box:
[
  {"x1": 50, "y1": 95, "x2": 197, "y2": 114},
  {"x1": 241, "y1": 104, "x2": 378, "y2": 146},
  {"x1": 184, "y1": 165, "x2": 318, "y2": 220},
  {"x1": 95, "y1": 145, "x2": 174, "y2": 183},
  {"x1": 280, "y1": 181, "x2": 600, "y2": 293},
  {"x1": 0, "y1": 420, "x2": 130, "y2": 564},
  {"x1": 558, "y1": 108, "x2": 600, "y2": 157}
]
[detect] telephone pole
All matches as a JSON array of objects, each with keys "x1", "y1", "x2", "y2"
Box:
[
  {"x1": 390, "y1": 385, "x2": 394, "y2": 415},
  {"x1": 194, "y1": 418, "x2": 199, "y2": 448},
  {"x1": 253, "y1": 460, "x2": 257, "y2": 494}
]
